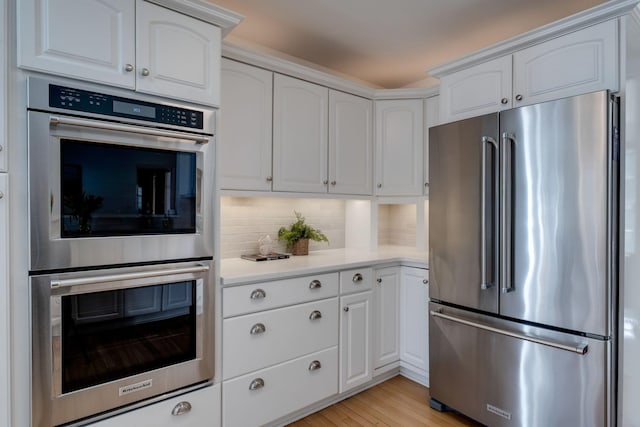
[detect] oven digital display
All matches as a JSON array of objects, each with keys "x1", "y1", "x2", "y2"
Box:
[{"x1": 113, "y1": 100, "x2": 156, "y2": 119}]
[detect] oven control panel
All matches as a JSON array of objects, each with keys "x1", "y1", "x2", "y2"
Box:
[{"x1": 49, "y1": 84, "x2": 204, "y2": 130}]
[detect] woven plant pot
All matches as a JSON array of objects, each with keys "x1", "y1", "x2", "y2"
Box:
[{"x1": 291, "y1": 239, "x2": 309, "y2": 256}]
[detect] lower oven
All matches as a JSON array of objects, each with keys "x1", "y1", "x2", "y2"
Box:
[{"x1": 30, "y1": 260, "x2": 214, "y2": 427}]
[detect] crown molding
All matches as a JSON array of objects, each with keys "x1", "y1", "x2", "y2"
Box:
[
  {"x1": 222, "y1": 41, "x2": 378, "y2": 98},
  {"x1": 372, "y1": 87, "x2": 438, "y2": 100},
  {"x1": 631, "y1": 4, "x2": 640, "y2": 27},
  {"x1": 428, "y1": 0, "x2": 640, "y2": 78},
  {"x1": 147, "y1": 0, "x2": 244, "y2": 36}
]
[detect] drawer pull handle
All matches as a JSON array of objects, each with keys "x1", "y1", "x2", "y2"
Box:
[
  {"x1": 250, "y1": 289, "x2": 266, "y2": 300},
  {"x1": 308, "y1": 360, "x2": 322, "y2": 371},
  {"x1": 309, "y1": 310, "x2": 322, "y2": 320},
  {"x1": 171, "y1": 401, "x2": 192, "y2": 416},
  {"x1": 250, "y1": 323, "x2": 266, "y2": 335},
  {"x1": 309, "y1": 280, "x2": 322, "y2": 289},
  {"x1": 352, "y1": 273, "x2": 363, "y2": 283},
  {"x1": 249, "y1": 378, "x2": 265, "y2": 391}
]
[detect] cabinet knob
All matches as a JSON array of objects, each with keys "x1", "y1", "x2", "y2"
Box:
[
  {"x1": 171, "y1": 401, "x2": 192, "y2": 416},
  {"x1": 501, "y1": 97, "x2": 508, "y2": 105},
  {"x1": 423, "y1": 279, "x2": 429, "y2": 284},
  {"x1": 141, "y1": 68, "x2": 150, "y2": 77},
  {"x1": 266, "y1": 176, "x2": 273, "y2": 182},
  {"x1": 125, "y1": 64, "x2": 134, "y2": 73},
  {"x1": 308, "y1": 360, "x2": 322, "y2": 371},
  {"x1": 352, "y1": 273, "x2": 363, "y2": 283},
  {"x1": 376, "y1": 278, "x2": 382, "y2": 284},
  {"x1": 309, "y1": 310, "x2": 322, "y2": 320},
  {"x1": 0, "y1": 144, "x2": 3, "y2": 152},
  {"x1": 331, "y1": 181, "x2": 336, "y2": 186},
  {"x1": 515, "y1": 94, "x2": 523, "y2": 101},
  {"x1": 323, "y1": 179, "x2": 328, "y2": 185},
  {"x1": 377, "y1": 183, "x2": 382, "y2": 188},
  {"x1": 424, "y1": 182, "x2": 429, "y2": 187},
  {"x1": 343, "y1": 306, "x2": 349, "y2": 312},
  {"x1": 0, "y1": 192, "x2": 3, "y2": 200},
  {"x1": 250, "y1": 323, "x2": 266, "y2": 335},
  {"x1": 250, "y1": 288, "x2": 266, "y2": 300},
  {"x1": 249, "y1": 378, "x2": 265, "y2": 391},
  {"x1": 309, "y1": 279, "x2": 322, "y2": 289}
]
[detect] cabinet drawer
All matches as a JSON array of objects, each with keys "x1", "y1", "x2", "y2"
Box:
[
  {"x1": 89, "y1": 384, "x2": 220, "y2": 427},
  {"x1": 339, "y1": 267, "x2": 373, "y2": 294},
  {"x1": 223, "y1": 273, "x2": 338, "y2": 318},
  {"x1": 223, "y1": 346, "x2": 338, "y2": 427},
  {"x1": 223, "y1": 298, "x2": 338, "y2": 379}
]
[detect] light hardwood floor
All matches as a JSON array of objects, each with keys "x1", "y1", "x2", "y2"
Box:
[{"x1": 288, "y1": 375, "x2": 482, "y2": 426}]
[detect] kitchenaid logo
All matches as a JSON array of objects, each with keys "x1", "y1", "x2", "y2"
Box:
[
  {"x1": 487, "y1": 403, "x2": 512, "y2": 420},
  {"x1": 119, "y1": 379, "x2": 153, "y2": 396}
]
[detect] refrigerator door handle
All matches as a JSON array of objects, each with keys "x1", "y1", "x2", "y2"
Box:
[
  {"x1": 481, "y1": 136, "x2": 498, "y2": 290},
  {"x1": 501, "y1": 132, "x2": 515, "y2": 293},
  {"x1": 430, "y1": 309, "x2": 589, "y2": 355}
]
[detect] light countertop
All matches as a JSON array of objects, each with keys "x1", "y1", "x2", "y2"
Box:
[{"x1": 220, "y1": 245, "x2": 428, "y2": 286}]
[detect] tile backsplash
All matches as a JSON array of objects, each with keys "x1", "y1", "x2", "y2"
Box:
[
  {"x1": 220, "y1": 197, "x2": 346, "y2": 258},
  {"x1": 378, "y1": 204, "x2": 418, "y2": 246}
]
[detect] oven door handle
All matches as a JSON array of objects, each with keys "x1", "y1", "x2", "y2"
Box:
[
  {"x1": 50, "y1": 265, "x2": 210, "y2": 289},
  {"x1": 49, "y1": 115, "x2": 210, "y2": 144}
]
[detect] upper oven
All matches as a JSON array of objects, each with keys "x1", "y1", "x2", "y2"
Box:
[{"x1": 27, "y1": 77, "x2": 215, "y2": 271}]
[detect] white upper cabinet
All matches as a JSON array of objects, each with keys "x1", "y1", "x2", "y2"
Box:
[
  {"x1": 219, "y1": 59, "x2": 273, "y2": 191},
  {"x1": 439, "y1": 56, "x2": 512, "y2": 122},
  {"x1": 439, "y1": 20, "x2": 618, "y2": 123},
  {"x1": 375, "y1": 99, "x2": 424, "y2": 196},
  {"x1": 424, "y1": 95, "x2": 439, "y2": 194},
  {"x1": 329, "y1": 90, "x2": 373, "y2": 195},
  {"x1": 18, "y1": 0, "x2": 222, "y2": 106},
  {"x1": 273, "y1": 73, "x2": 328, "y2": 193},
  {"x1": 512, "y1": 20, "x2": 617, "y2": 107},
  {"x1": 18, "y1": 0, "x2": 136, "y2": 88},
  {"x1": 135, "y1": 0, "x2": 221, "y2": 105}
]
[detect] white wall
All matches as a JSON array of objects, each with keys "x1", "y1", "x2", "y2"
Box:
[{"x1": 378, "y1": 204, "x2": 418, "y2": 246}]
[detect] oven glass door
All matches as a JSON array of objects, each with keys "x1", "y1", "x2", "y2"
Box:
[
  {"x1": 61, "y1": 139, "x2": 197, "y2": 237},
  {"x1": 59, "y1": 280, "x2": 198, "y2": 393}
]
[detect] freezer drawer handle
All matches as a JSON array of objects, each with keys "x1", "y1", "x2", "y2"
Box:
[{"x1": 430, "y1": 309, "x2": 588, "y2": 355}]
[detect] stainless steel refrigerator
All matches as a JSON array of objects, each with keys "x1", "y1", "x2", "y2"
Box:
[{"x1": 428, "y1": 90, "x2": 619, "y2": 427}]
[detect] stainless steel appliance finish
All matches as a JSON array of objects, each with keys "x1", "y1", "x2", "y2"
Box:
[
  {"x1": 429, "y1": 91, "x2": 618, "y2": 425},
  {"x1": 31, "y1": 260, "x2": 214, "y2": 427},
  {"x1": 27, "y1": 77, "x2": 215, "y2": 271}
]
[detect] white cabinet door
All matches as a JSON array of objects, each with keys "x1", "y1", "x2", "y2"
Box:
[
  {"x1": 513, "y1": 20, "x2": 618, "y2": 107},
  {"x1": 375, "y1": 99, "x2": 424, "y2": 196},
  {"x1": 219, "y1": 59, "x2": 273, "y2": 191},
  {"x1": 373, "y1": 267, "x2": 400, "y2": 369},
  {"x1": 329, "y1": 90, "x2": 373, "y2": 195},
  {"x1": 400, "y1": 267, "x2": 429, "y2": 376},
  {"x1": 339, "y1": 291, "x2": 373, "y2": 393},
  {"x1": 439, "y1": 55, "x2": 512, "y2": 123},
  {"x1": 0, "y1": 174, "x2": 8, "y2": 427},
  {"x1": 424, "y1": 95, "x2": 439, "y2": 194},
  {"x1": 273, "y1": 74, "x2": 328, "y2": 193},
  {"x1": 135, "y1": 0, "x2": 221, "y2": 106},
  {"x1": 18, "y1": 0, "x2": 136, "y2": 88},
  {"x1": 89, "y1": 384, "x2": 221, "y2": 427},
  {"x1": 0, "y1": 0, "x2": 6, "y2": 173}
]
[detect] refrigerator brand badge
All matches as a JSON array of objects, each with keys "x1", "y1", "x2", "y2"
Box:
[
  {"x1": 487, "y1": 404, "x2": 512, "y2": 420},
  {"x1": 119, "y1": 379, "x2": 153, "y2": 396}
]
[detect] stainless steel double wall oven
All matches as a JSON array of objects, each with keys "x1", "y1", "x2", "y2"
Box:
[{"x1": 27, "y1": 77, "x2": 216, "y2": 426}]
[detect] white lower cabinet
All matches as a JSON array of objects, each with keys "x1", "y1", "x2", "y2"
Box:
[
  {"x1": 89, "y1": 384, "x2": 221, "y2": 427},
  {"x1": 373, "y1": 267, "x2": 400, "y2": 370},
  {"x1": 339, "y1": 290, "x2": 373, "y2": 392},
  {"x1": 222, "y1": 346, "x2": 338, "y2": 427},
  {"x1": 0, "y1": 174, "x2": 8, "y2": 427},
  {"x1": 222, "y1": 298, "x2": 338, "y2": 379},
  {"x1": 399, "y1": 267, "x2": 429, "y2": 382}
]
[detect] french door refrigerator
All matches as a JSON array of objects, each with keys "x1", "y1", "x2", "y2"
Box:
[{"x1": 428, "y1": 90, "x2": 619, "y2": 427}]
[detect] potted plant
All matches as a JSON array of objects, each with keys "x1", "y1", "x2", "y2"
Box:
[{"x1": 278, "y1": 211, "x2": 329, "y2": 255}]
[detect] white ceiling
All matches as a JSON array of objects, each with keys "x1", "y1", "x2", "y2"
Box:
[{"x1": 209, "y1": 0, "x2": 609, "y2": 89}]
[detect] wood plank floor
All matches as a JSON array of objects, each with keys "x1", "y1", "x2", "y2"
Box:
[{"x1": 287, "y1": 376, "x2": 482, "y2": 427}]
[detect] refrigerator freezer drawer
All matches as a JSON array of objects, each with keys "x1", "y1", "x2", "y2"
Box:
[{"x1": 429, "y1": 302, "x2": 612, "y2": 427}]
